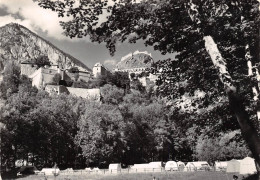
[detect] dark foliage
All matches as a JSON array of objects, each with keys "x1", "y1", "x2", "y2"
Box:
[{"x1": 34, "y1": 55, "x2": 51, "y2": 69}]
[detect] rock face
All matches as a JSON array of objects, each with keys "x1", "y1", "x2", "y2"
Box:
[
  {"x1": 116, "y1": 50, "x2": 154, "y2": 70},
  {"x1": 0, "y1": 23, "x2": 91, "y2": 72}
]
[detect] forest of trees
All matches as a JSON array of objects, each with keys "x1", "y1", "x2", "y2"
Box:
[
  {"x1": 0, "y1": 61, "x2": 249, "y2": 170},
  {"x1": 34, "y1": 0, "x2": 260, "y2": 176}
]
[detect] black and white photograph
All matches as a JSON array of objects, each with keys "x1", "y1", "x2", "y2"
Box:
[{"x1": 0, "y1": 0, "x2": 259, "y2": 180}]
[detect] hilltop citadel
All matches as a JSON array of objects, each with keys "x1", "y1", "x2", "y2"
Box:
[{"x1": 19, "y1": 50, "x2": 157, "y2": 100}]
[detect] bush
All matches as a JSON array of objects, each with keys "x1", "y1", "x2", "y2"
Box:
[
  {"x1": 72, "y1": 81, "x2": 88, "y2": 88},
  {"x1": 130, "y1": 79, "x2": 145, "y2": 92},
  {"x1": 68, "y1": 67, "x2": 79, "y2": 73},
  {"x1": 34, "y1": 55, "x2": 51, "y2": 68},
  {"x1": 52, "y1": 73, "x2": 62, "y2": 85},
  {"x1": 130, "y1": 73, "x2": 135, "y2": 79}
]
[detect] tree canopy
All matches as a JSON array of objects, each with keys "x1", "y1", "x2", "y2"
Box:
[
  {"x1": 34, "y1": 0, "x2": 259, "y2": 108},
  {"x1": 35, "y1": 0, "x2": 260, "y2": 170},
  {"x1": 0, "y1": 60, "x2": 251, "y2": 171},
  {"x1": 34, "y1": 55, "x2": 51, "y2": 68}
]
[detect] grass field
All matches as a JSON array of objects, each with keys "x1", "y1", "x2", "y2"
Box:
[{"x1": 10, "y1": 172, "x2": 257, "y2": 180}]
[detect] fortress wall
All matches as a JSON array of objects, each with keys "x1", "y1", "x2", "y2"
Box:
[
  {"x1": 78, "y1": 71, "x2": 91, "y2": 82},
  {"x1": 21, "y1": 63, "x2": 37, "y2": 77},
  {"x1": 42, "y1": 68, "x2": 58, "y2": 85}
]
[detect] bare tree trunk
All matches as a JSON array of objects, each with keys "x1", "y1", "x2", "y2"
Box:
[
  {"x1": 0, "y1": 129, "x2": 2, "y2": 180},
  {"x1": 245, "y1": 44, "x2": 260, "y2": 124},
  {"x1": 186, "y1": 0, "x2": 260, "y2": 176},
  {"x1": 256, "y1": 69, "x2": 260, "y2": 128},
  {"x1": 0, "y1": 115, "x2": 5, "y2": 180},
  {"x1": 204, "y1": 36, "x2": 260, "y2": 178},
  {"x1": 227, "y1": 90, "x2": 260, "y2": 175}
]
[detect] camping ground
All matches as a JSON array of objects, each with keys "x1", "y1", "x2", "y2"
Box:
[{"x1": 14, "y1": 172, "x2": 256, "y2": 180}]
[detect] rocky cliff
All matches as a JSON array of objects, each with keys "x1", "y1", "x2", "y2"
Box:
[
  {"x1": 116, "y1": 50, "x2": 154, "y2": 69},
  {"x1": 0, "y1": 23, "x2": 90, "y2": 72}
]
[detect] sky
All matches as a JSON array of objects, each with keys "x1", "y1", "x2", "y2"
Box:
[{"x1": 0, "y1": 0, "x2": 176, "y2": 70}]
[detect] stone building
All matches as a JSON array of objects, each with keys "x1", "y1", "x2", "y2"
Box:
[
  {"x1": 45, "y1": 84, "x2": 100, "y2": 101},
  {"x1": 20, "y1": 60, "x2": 38, "y2": 77},
  {"x1": 21, "y1": 62, "x2": 92, "y2": 89},
  {"x1": 112, "y1": 51, "x2": 159, "y2": 86},
  {"x1": 92, "y1": 62, "x2": 108, "y2": 78},
  {"x1": 20, "y1": 61, "x2": 100, "y2": 100},
  {"x1": 29, "y1": 67, "x2": 58, "y2": 89},
  {"x1": 113, "y1": 50, "x2": 153, "y2": 74}
]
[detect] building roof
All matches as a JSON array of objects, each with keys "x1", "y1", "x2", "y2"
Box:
[
  {"x1": 21, "y1": 60, "x2": 33, "y2": 64},
  {"x1": 93, "y1": 62, "x2": 109, "y2": 71},
  {"x1": 94, "y1": 62, "x2": 104, "y2": 67}
]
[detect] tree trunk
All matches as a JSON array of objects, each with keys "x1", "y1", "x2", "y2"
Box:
[
  {"x1": 0, "y1": 128, "x2": 2, "y2": 180},
  {"x1": 186, "y1": 0, "x2": 260, "y2": 176},
  {"x1": 245, "y1": 44, "x2": 260, "y2": 123},
  {"x1": 186, "y1": 1, "x2": 260, "y2": 176},
  {"x1": 227, "y1": 89, "x2": 260, "y2": 175},
  {"x1": 256, "y1": 69, "x2": 260, "y2": 127},
  {"x1": 204, "y1": 35, "x2": 260, "y2": 178}
]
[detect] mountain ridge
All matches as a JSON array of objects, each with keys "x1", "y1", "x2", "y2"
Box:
[{"x1": 0, "y1": 23, "x2": 91, "y2": 72}]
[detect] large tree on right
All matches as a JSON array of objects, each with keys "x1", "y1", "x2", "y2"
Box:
[{"x1": 36, "y1": 0, "x2": 260, "y2": 175}]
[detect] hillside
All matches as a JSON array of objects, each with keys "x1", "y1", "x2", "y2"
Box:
[
  {"x1": 115, "y1": 50, "x2": 154, "y2": 70},
  {"x1": 0, "y1": 23, "x2": 91, "y2": 72}
]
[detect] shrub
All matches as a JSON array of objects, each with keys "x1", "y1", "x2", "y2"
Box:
[
  {"x1": 34, "y1": 55, "x2": 51, "y2": 68},
  {"x1": 68, "y1": 67, "x2": 79, "y2": 73},
  {"x1": 52, "y1": 73, "x2": 62, "y2": 85}
]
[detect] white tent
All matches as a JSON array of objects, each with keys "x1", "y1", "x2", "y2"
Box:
[
  {"x1": 109, "y1": 163, "x2": 121, "y2": 172},
  {"x1": 85, "y1": 167, "x2": 92, "y2": 172},
  {"x1": 149, "y1": 162, "x2": 163, "y2": 168},
  {"x1": 41, "y1": 168, "x2": 60, "y2": 176},
  {"x1": 131, "y1": 164, "x2": 150, "y2": 169},
  {"x1": 131, "y1": 163, "x2": 151, "y2": 173},
  {"x1": 184, "y1": 162, "x2": 195, "y2": 171},
  {"x1": 131, "y1": 162, "x2": 162, "y2": 172},
  {"x1": 184, "y1": 161, "x2": 209, "y2": 171},
  {"x1": 92, "y1": 167, "x2": 100, "y2": 172},
  {"x1": 226, "y1": 159, "x2": 241, "y2": 173},
  {"x1": 239, "y1": 157, "x2": 257, "y2": 175},
  {"x1": 165, "y1": 161, "x2": 178, "y2": 171},
  {"x1": 177, "y1": 161, "x2": 185, "y2": 171},
  {"x1": 215, "y1": 161, "x2": 228, "y2": 171},
  {"x1": 64, "y1": 168, "x2": 74, "y2": 173}
]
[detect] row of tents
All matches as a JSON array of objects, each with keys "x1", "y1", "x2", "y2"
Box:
[
  {"x1": 109, "y1": 161, "x2": 204, "y2": 172},
  {"x1": 216, "y1": 157, "x2": 257, "y2": 175},
  {"x1": 169, "y1": 157, "x2": 257, "y2": 175},
  {"x1": 16, "y1": 157, "x2": 257, "y2": 176},
  {"x1": 128, "y1": 161, "x2": 211, "y2": 172},
  {"x1": 118, "y1": 157, "x2": 257, "y2": 175}
]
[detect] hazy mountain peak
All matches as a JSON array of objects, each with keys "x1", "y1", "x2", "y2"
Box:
[{"x1": 0, "y1": 23, "x2": 91, "y2": 72}]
